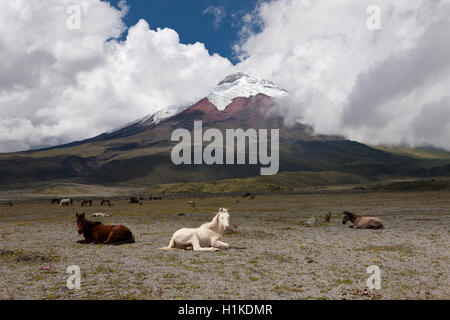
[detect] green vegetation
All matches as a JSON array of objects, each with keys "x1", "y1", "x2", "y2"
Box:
[
  {"x1": 370, "y1": 179, "x2": 450, "y2": 191},
  {"x1": 373, "y1": 145, "x2": 450, "y2": 160},
  {"x1": 148, "y1": 171, "x2": 368, "y2": 194},
  {"x1": 30, "y1": 183, "x2": 142, "y2": 196},
  {"x1": 0, "y1": 111, "x2": 449, "y2": 189}
]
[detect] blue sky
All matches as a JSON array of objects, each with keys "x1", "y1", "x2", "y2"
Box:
[{"x1": 106, "y1": 0, "x2": 263, "y2": 63}]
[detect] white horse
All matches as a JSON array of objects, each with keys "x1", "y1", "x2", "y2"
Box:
[
  {"x1": 60, "y1": 198, "x2": 73, "y2": 206},
  {"x1": 92, "y1": 212, "x2": 111, "y2": 217},
  {"x1": 162, "y1": 208, "x2": 231, "y2": 251}
]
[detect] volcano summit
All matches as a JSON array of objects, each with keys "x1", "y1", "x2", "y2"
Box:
[{"x1": 0, "y1": 73, "x2": 448, "y2": 189}]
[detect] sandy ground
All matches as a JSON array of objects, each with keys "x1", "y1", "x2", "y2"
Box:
[{"x1": 0, "y1": 191, "x2": 449, "y2": 300}]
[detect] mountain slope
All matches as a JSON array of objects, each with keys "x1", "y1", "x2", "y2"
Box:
[{"x1": 1, "y1": 73, "x2": 450, "y2": 188}]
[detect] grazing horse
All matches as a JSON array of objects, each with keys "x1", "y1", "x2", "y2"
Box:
[
  {"x1": 81, "y1": 199, "x2": 92, "y2": 207},
  {"x1": 162, "y1": 208, "x2": 230, "y2": 251},
  {"x1": 51, "y1": 198, "x2": 60, "y2": 205},
  {"x1": 342, "y1": 211, "x2": 384, "y2": 229},
  {"x1": 100, "y1": 199, "x2": 111, "y2": 206},
  {"x1": 75, "y1": 213, "x2": 134, "y2": 245},
  {"x1": 60, "y1": 198, "x2": 73, "y2": 206}
]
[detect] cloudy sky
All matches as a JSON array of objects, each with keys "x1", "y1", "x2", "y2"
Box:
[{"x1": 0, "y1": 0, "x2": 449, "y2": 152}]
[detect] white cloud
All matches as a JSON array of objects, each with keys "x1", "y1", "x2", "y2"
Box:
[
  {"x1": 236, "y1": 0, "x2": 450, "y2": 149},
  {"x1": 1, "y1": 0, "x2": 450, "y2": 153},
  {"x1": 0, "y1": 0, "x2": 233, "y2": 152}
]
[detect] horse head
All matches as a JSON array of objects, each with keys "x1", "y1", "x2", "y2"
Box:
[
  {"x1": 217, "y1": 208, "x2": 230, "y2": 231},
  {"x1": 342, "y1": 211, "x2": 352, "y2": 224},
  {"x1": 76, "y1": 213, "x2": 87, "y2": 234}
]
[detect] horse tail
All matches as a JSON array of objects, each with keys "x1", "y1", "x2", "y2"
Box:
[{"x1": 159, "y1": 237, "x2": 177, "y2": 251}]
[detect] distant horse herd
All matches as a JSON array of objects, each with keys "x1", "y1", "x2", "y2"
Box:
[
  {"x1": 50, "y1": 196, "x2": 164, "y2": 207},
  {"x1": 47, "y1": 196, "x2": 384, "y2": 248}
]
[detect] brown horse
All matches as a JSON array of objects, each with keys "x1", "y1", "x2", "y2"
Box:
[
  {"x1": 75, "y1": 213, "x2": 135, "y2": 245},
  {"x1": 129, "y1": 197, "x2": 139, "y2": 204},
  {"x1": 342, "y1": 211, "x2": 384, "y2": 229},
  {"x1": 81, "y1": 199, "x2": 92, "y2": 207},
  {"x1": 100, "y1": 199, "x2": 111, "y2": 206}
]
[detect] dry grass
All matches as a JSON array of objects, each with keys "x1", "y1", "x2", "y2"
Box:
[{"x1": 0, "y1": 191, "x2": 449, "y2": 300}]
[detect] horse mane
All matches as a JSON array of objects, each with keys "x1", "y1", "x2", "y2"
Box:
[
  {"x1": 201, "y1": 212, "x2": 220, "y2": 230},
  {"x1": 344, "y1": 211, "x2": 360, "y2": 217},
  {"x1": 344, "y1": 211, "x2": 362, "y2": 224}
]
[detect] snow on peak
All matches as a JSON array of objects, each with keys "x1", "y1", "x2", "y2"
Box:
[
  {"x1": 106, "y1": 73, "x2": 288, "y2": 135},
  {"x1": 105, "y1": 108, "x2": 178, "y2": 134},
  {"x1": 149, "y1": 108, "x2": 178, "y2": 124},
  {"x1": 207, "y1": 72, "x2": 288, "y2": 110}
]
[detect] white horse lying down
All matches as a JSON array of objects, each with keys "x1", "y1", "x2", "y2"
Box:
[
  {"x1": 91, "y1": 212, "x2": 111, "y2": 217},
  {"x1": 162, "y1": 208, "x2": 230, "y2": 251}
]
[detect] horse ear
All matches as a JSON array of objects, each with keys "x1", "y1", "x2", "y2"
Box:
[{"x1": 75, "y1": 213, "x2": 78, "y2": 217}]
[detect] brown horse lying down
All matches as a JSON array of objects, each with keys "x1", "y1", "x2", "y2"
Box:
[
  {"x1": 342, "y1": 211, "x2": 384, "y2": 229},
  {"x1": 75, "y1": 213, "x2": 135, "y2": 245}
]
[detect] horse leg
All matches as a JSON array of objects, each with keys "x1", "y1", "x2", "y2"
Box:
[
  {"x1": 213, "y1": 240, "x2": 229, "y2": 249},
  {"x1": 160, "y1": 237, "x2": 184, "y2": 250},
  {"x1": 168, "y1": 237, "x2": 177, "y2": 248},
  {"x1": 103, "y1": 228, "x2": 134, "y2": 245},
  {"x1": 102, "y1": 229, "x2": 120, "y2": 244},
  {"x1": 77, "y1": 239, "x2": 92, "y2": 244},
  {"x1": 192, "y1": 236, "x2": 218, "y2": 252}
]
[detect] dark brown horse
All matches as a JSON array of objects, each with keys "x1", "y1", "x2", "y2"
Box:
[
  {"x1": 75, "y1": 213, "x2": 135, "y2": 245},
  {"x1": 342, "y1": 211, "x2": 384, "y2": 229},
  {"x1": 100, "y1": 198, "x2": 111, "y2": 206},
  {"x1": 81, "y1": 199, "x2": 93, "y2": 207},
  {"x1": 51, "y1": 198, "x2": 60, "y2": 205},
  {"x1": 129, "y1": 197, "x2": 139, "y2": 204}
]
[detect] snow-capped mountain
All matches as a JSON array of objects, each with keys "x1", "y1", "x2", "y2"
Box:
[
  {"x1": 207, "y1": 72, "x2": 288, "y2": 110},
  {"x1": 107, "y1": 73, "x2": 288, "y2": 133},
  {"x1": 3, "y1": 72, "x2": 441, "y2": 188}
]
